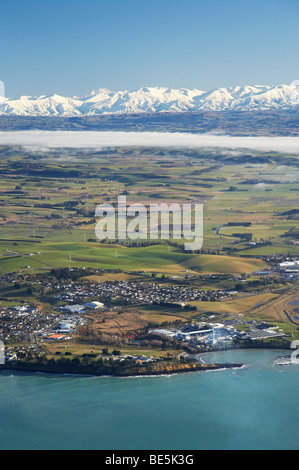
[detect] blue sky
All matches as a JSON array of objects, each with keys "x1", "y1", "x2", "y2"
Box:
[{"x1": 1, "y1": 0, "x2": 299, "y2": 98}]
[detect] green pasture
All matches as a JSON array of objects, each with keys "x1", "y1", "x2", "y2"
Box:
[
  {"x1": 0, "y1": 240, "x2": 268, "y2": 275},
  {"x1": 0, "y1": 147, "x2": 298, "y2": 271}
]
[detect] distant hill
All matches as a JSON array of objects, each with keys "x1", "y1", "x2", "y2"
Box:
[{"x1": 0, "y1": 109, "x2": 299, "y2": 136}]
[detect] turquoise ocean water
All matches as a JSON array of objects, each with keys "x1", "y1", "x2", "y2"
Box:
[{"x1": 0, "y1": 349, "x2": 298, "y2": 450}]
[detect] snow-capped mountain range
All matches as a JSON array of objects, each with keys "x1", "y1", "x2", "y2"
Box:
[{"x1": 0, "y1": 84, "x2": 298, "y2": 116}]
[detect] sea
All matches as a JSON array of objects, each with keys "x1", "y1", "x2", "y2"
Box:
[{"x1": 0, "y1": 348, "x2": 298, "y2": 450}]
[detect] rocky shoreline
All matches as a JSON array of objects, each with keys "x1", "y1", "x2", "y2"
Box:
[{"x1": 0, "y1": 360, "x2": 244, "y2": 378}]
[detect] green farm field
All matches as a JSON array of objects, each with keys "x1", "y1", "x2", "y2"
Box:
[
  {"x1": 0, "y1": 240, "x2": 268, "y2": 275},
  {"x1": 0, "y1": 144, "x2": 298, "y2": 278}
]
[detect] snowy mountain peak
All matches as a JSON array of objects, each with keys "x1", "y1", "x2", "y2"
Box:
[
  {"x1": 90, "y1": 88, "x2": 112, "y2": 96},
  {"x1": 0, "y1": 84, "x2": 298, "y2": 116}
]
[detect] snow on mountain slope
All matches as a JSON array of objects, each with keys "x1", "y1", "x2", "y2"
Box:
[
  {"x1": 0, "y1": 94, "x2": 82, "y2": 117},
  {"x1": 0, "y1": 84, "x2": 297, "y2": 116}
]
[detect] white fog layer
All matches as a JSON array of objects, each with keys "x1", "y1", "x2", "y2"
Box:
[{"x1": 0, "y1": 131, "x2": 299, "y2": 154}]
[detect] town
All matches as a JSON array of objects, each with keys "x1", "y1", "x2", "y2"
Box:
[
  {"x1": 0, "y1": 259, "x2": 293, "y2": 364},
  {"x1": 52, "y1": 278, "x2": 233, "y2": 306}
]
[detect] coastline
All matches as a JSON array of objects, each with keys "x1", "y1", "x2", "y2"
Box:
[
  {"x1": 1, "y1": 350, "x2": 298, "y2": 451},
  {"x1": 0, "y1": 361, "x2": 244, "y2": 378}
]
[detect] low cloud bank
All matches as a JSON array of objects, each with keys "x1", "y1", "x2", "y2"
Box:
[{"x1": 0, "y1": 131, "x2": 299, "y2": 154}]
